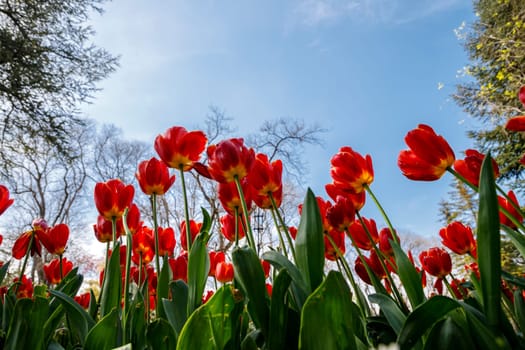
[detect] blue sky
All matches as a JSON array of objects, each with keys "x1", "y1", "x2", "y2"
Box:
[{"x1": 84, "y1": 0, "x2": 478, "y2": 238}]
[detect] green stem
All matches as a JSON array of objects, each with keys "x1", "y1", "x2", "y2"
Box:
[
  {"x1": 151, "y1": 193, "x2": 162, "y2": 316},
  {"x1": 122, "y1": 210, "x2": 133, "y2": 343},
  {"x1": 233, "y1": 175, "x2": 256, "y2": 251},
  {"x1": 363, "y1": 184, "x2": 397, "y2": 243},
  {"x1": 111, "y1": 217, "x2": 118, "y2": 249},
  {"x1": 234, "y1": 206, "x2": 240, "y2": 247},
  {"x1": 179, "y1": 167, "x2": 193, "y2": 251},
  {"x1": 269, "y1": 193, "x2": 297, "y2": 262},
  {"x1": 59, "y1": 255, "x2": 63, "y2": 281},
  {"x1": 270, "y1": 206, "x2": 288, "y2": 258}
]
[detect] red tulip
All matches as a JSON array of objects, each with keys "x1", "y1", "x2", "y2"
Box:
[
  {"x1": 325, "y1": 183, "x2": 366, "y2": 210},
  {"x1": 378, "y1": 228, "x2": 398, "y2": 257},
  {"x1": 154, "y1": 126, "x2": 207, "y2": 171},
  {"x1": 132, "y1": 226, "x2": 155, "y2": 265},
  {"x1": 347, "y1": 217, "x2": 379, "y2": 251},
  {"x1": 324, "y1": 229, "x2": 345, "y2": 261},
  {"x1": 450, "y1": 278, "x2": 468, "y2": 300},
  {"x1": 209, "y1": 251, "x2": 225, "y2": 277},
  {"x1": 248, "y1": 153, "x2": 283, "y2": 209},
  {"x1": 43, "y1": 257, "x2": 73, "y2": 284},
  {"x1": 419, "y1": 247, "x2": 451, "y2": 279},
  {"x1": 398, "y1": 124, "x2": 455, "y2": 181},
  {"x1": 216, "y1": 261, "x2": 234, "y2": 283},
  {"x1": 354, "y1": 250, "x2": 385, "y2": 285},
  {"x1": 299, "y1": 196, "x2": 333, "y2": 234},
  {"x1": 169, "y1": 252, "x2": 188, "y2": 282},
  {"x1": 202, "y1": 290, "x2": 214, "y2": 304},
  {"x1": 207, "y1": 138, "x2": 255, "y2": 183},
  {"x1": 13, "y1": 275, "x2": 33, "y2": 299},
  {"x1": 158, "y1": 226, "x2": 176, "y2": 257},
  {"x1": 505, "y1": 115, "x2": 525, "y2": 132},
  {"x1": 218, "y1": 179, "x2": 252, "y2": 215},
  {"x1": 220, "y1": 213, "x2": 246, "y2": 242},
  {"x1": 74, "y1": 292, "x2": 91, "y2": 309},
  {"x1": 330, "y1": 147, "x2": 374, "y2": 194},
  {"x1": 519, "y1": 86, "x2": 525, "y2": 107},
  {"x1": 94, "y1": 179, "x2": 134, "y2": 219},
  {"x1": 439, "y1": 221, "x2": 477, "y2": 257},
  {"x1": 453, "y1": 149, "x2": 499, "y2": 187},
  {"x1": 0, "y1": 185, "x2": 14, "y2": 216},
  {"x1": 326, "y1": 196, "x2": 356, "y2": 232},
  {"x1": 498, "y1": 190, "x2": 523, "y2": 229},
  {"x1": 136, "y1": 157, "x2": 176, "y2": 195},
  {"x1": 180, "y1": 220, "x2": 202, "y2": 251},
  {"x1": 261, "y1": 259, "x2": 271, "y2": 279},
  {"x1": 288, "y1": 226, "x2": 298, "y2": 240},
  {"x1": 93, "y1": 203, "x2": 141, "y2": 243},
  {"x1": 39, "y1": 223, "x2": 69, "y2": 256},
  {"x1": 12, "y1": 230, "x2": 42, "y2": 260}
]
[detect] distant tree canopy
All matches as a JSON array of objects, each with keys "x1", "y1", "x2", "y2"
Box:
[
  {"x1": 0, "y1": 0, "x2": 117, "y2": 152},
  {"x1": 454, "y1": 0, "x2": 525, "y2": 190}
]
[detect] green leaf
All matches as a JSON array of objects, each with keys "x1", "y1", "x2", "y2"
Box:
[
  {"x1": 299, "y1": 271, "x2": 357, "y2": 350},
  {"x1": 464, "y1": 305, "x2": 510, "y2": 350},
  {"x1": 147, "y1": 318, "x2": 177, "y2": 350},
  {"x1": 262, "y1": 250, "x2": 308, "y2": 310},
  {"x1": 501, "y1": 225, "x2": 525, "y2": 260},
  {"x1": 84, "y1": 308, "x2": 120, "y2": 350},
  {"x1": 200, "y1": 207, "x2": 212, "y2": 239},
  {"x1": 268, "y1": 269, "x2": 292, "y2": 350},
  {"x1": 398, "y1": 296, "x2": 462, "y2": 350},
  {"x1": 477, "y1": 153, "x2": 501, "y2": 328},
  {"x1": 233, "y1": 246, "x2": 270, "y2": 338},
  {"x1": 4, "y1": 297, "x2": 49, "y2": 350},
  {"x1": 49, "y1": 289, "x2": 96, "y2": 345},
  {"x1": 127, "y1": 291, "x2": 147, "y2": 350},
  {"x1": 0, "y1": 261, "x2": 10, "y2": 285},
  {"x1": 514, "y1": 289, "x2": 525, "y2": 334},
  {"x1": 391, "y1": 239, "x2": 426, "y2": 309},
  {"x1": 177, "y1": 285, "x2": 243, "y2": 349},
  {"x1": 423, "y1": 316, "x2": 475, "y2": 350},
  {"x1": 163, "y1": 280, "x2": 189, "y2": 337},
  {"x1": 100, "y1": 242, "x2": 122, "y2": 317},
  {"x1": 295, "y1": 188, "x2": 324, "y2": 293},
  {"x1": 156, "y1": 255, "x2": 171, "y2": 319},
  {"x1": 369, "y1": 293, "x2": 406, "y2": 335},
  {"x1": 187, "y1": 232, "x2": 209, "y2": 316}
]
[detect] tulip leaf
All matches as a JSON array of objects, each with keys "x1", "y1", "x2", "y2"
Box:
[
  {"x1": 299, "y1": 271, "x2": 357, "y2": 350},
  {"x1": 369, "y1": 293, "x2": 406, "y2": 335},
  {"x1": 262, "y1": 250, "x2": 308, "y2": 309},
  {"x1": 200, "y1": 206, "x2": 212, "y2": 240},
  {"x1": 391, "y1": 239, "x2": 426, "y2": 309},
  {"x1": 423, "y1": 316, "x2": 475, "y2": 350},
  {"x1": 49, "y1": 289, "x2": 95, "y2": 345},
  {"x1": 163, "y1": 280, "x2": 189, "y2": 337},
  {"x1": 477, "y1": 153, "x2": 501, "y2": 328},
  {"x1": 147, "y1": 318, "x2": 177, "y2": 350},
  {"x1": 84, "y1": 308, "x2": 120, "y2": 350},
  {"x1": 295, "y1": 188, "x2": 325, "y2": 293},
  {"x1": 233, "y1": 246, "x2": 270, "y2": 338},
  {"x1": 4, "y1": 296, "x2": 48, "y2": 350},
  {"x1": 177, "y1": 285, "x2": 243, "y2": 350},
  {"x1": 464, "y1": 305, "x2": 510, "y2": 350},
  {"x1": 100, "y1": 242, "x2": 122, "y2": 318},
  {"x1": 156, "y1": 255, "x2": 171, "y2": 320},
  {"x1": 0, "y1": 261, "x2": 10, "y2": 285},
  {"x1": 398, "y1": 295, "x2": 461, "y2": 350},
  {"x1": 268, "y1": 269, "x2": 292, "y2": 350},
  {"x1": 127, "y1": 291, "x2": 147, "y2": 350},
  {"x1": 187, "y1": 232, "x2": 210, "y2": 316},
  {"x1": 501, "y1": 225, "x2": 525, "y2": 260}
]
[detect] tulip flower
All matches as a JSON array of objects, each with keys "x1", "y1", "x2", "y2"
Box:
[
  {"x1": 347, "y1": 217, "x2": 379, "y2": 251},
  {"x1": 180, "y1": 220, "x2": 202, "y2": 251},
  {"x1": 498, "y1": 190, "x2": 523, "y2": 229},
  {"x1": 202, "y1": 290, "x2": 214, "y2": 304},
  {"x1": 132, "y1": 226, "x2": 155, "y2": 265},
  {"x1": 519, "y1": 86, "x2": 525, "y2": 107},
  {"x1": 215, "y1": 261, "x2": 234, "y2": 283},
  {"x1": 288, "y1": 226, "x2": 298, "y2": 240},
  {"x1": 439, "y1": 221, "x2": 477, "y2": 257},
  {"x1": 354, "y1": 250, "x2": 386, "y2": 285},
  {"x1": 326, "y1": 196, "x2": 356, "y2": 232},
  {"x1": 209, "y1": 251, "x2": 225, "y2": 277},
  {"x1": 505, "y1": 116, "x2": 525, "y2": 132},
  {"x1": 154, "y1": 126, "x2": 207, "y2": 171},
  {"x1": 13, "y1": 275, "x2": 33, "y2": 299},
  {"x1": 324, "y1": 229, "x2": 345, "y2": 261},
  {"x1": 378, "y1": 228, "x2": 399, "y2": 257},
  {"x1": 266, "y1": 283, "x2": 273, "y2": 297},
  {"x1": 207, "y1": 138, "x2": 255, "y2": 183},
  {"x1": 93, "y1": 203, "x2": 142, "y2": 243},
  {"x1": 220, "y1": 213, "x2": 246, "y2": 242},
  {"x1": 261, "y1": 259, "x2": 271, "y2": 279},
  {"x1": 39, "y1": 223, "x2": 69, "y2": 256},
  {"x1": 74, "y1": 292, "x2": 91, "y2": 309},
  {"x1": 94, "y1": 179, "x2": 134, "y2": 219},
  {"x1": 0, "y1": 185, "x2": 14, "y2": 216},
  {"x1": 330, "y1": 146, "x2": 374, "y2": 194},
  {"x1": 136, "y1": 157, "x2": 176, "y2": 195},
  {"x1": 43, "y1": 257, "x2": 73, "y2": 284},
  {"x1": 325, "y1": 183, "x2": 366, "y2": 210},
  {"x1": 218, "y1": 179, "x2": 252, "y2": 215},
  {"x1": 453, "y1": 149, "x2": 499, "y2": 187},
  {"x1": 12, "y1": 229, "x2": 42, "y2": 260},
  {"x1": 450, "y1": 278, "x2": 468, "y2": 300},
  {"x1": 398, "y1": 124, "x2": 455, "y2": 181},
  {"x1": 169, "y1": 252, "x2": 188, "y2": 282},
  {"x1": 158, "y1": 226, "x2": 176, "y2": 257},
  {"x1": 419, "y1": 247, "x2": 452, "y2": 294},
  {"x1": 248, "y1": 153, "x2": 283, "y2": 208}
]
